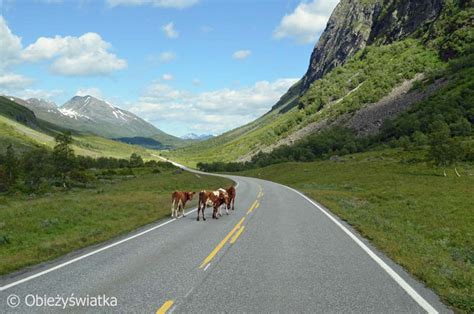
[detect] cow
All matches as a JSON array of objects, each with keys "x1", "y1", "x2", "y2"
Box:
[
  {"x1": 226, "y1": 186, "x2": 236, "y2": 210},
  {"x1": 216, "y1": 188, "x2": 230, "y2": 217},
  {"x1": 197, "y1": 190, "x2": 229, "y2": 221},
  {"x1": 171, "y1": 191, "x2": 195, "y2": 218}
]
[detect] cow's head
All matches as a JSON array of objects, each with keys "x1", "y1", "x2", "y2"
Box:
[{"x1": 187, "y1": 191, "x2": 196, "y2": 200}]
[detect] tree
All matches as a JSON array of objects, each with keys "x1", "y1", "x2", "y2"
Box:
[
  {"x1": 23, "y1": 148, "x2": 54, "y2": 191},
  {"x1": 53, "y1": 132, "x2": 76, "y2": 187},
  {"x1": 129, "y1": 153, "x2": 144, "y2": 168},
  {"x1": 3, "y1": 145, "x2": 18, "y2": 190},
  {"x1": 427, "y1": 121, "x2": 463, "y2": 176}
]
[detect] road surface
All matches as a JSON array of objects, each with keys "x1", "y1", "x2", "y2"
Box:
[{"x1": 0, "y1": 163, "x2": 449, "y2": 313}]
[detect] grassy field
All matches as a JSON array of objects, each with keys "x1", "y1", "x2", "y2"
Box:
[
  {"x1": 239, "y1": 148, "x2": 473, "y2": 312},
  {"x1": 0, "y1": 166, "x2": 232, "y2": 275}
]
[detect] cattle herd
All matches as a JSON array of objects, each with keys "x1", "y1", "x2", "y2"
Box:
[{"x1": 171, "y1": 186, "x2": 236, "y2": 221}]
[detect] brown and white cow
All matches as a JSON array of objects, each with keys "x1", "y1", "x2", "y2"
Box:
[
  {"x1": 216, "y1": 188, "x2": 229, "y2": 217},
  {"x1": 226, "y1": 185, "x2": 236, "y2": 210},
  {"x1": 171, "y1": 191, "x2": 195, "y2": 218},
  {"x1": 197, "y1": 190, "x2": 229, "y2": 221}
]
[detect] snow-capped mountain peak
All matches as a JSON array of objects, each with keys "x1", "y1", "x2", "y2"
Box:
[{"x1": 181, "y1": 133, "x2": 214, "y2": 140}]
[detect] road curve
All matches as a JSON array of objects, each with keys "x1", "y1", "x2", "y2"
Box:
[{"x1": 1, "y1": 162, "x2": 449, "y2": 313}]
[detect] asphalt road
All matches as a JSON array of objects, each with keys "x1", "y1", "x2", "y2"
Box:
[{"x1": 0, "y1": 163, "x2": 450, "y2": 313}]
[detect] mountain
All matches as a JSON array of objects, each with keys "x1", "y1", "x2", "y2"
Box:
[
  {"x1": 12, "y1": 95, "x2": 184, "y2": 147},
  {"x1": 0, "y1": 96, "x2": 159, "y2": 158},
  {"x1": 300, "y1": 0, "x2": 444, "y2": 92},
  {"x1": 166, "y1": 0, "x2": 473, "y2": 166},
  {"x1": 180, "y1": 133, "x2": 214, "y2": 141}
]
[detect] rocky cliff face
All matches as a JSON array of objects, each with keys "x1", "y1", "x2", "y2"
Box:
[{"x1": 301, "y1": 0, "x2": 444, "y2": 92}]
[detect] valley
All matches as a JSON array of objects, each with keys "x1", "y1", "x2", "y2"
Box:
[{"x1": 0, "y1": 0, "x2": 472, "y2": 312}]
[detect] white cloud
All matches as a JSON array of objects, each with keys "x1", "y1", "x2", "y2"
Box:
[
  {"x1": 107, "y1": 0, "x2": 199, "y2": 9},
  {"x1": 162, "y1": 22, "x2": 179, "y2": 38},
  {"x1": 232, "y1": 50, "x2": 251, "y2": 60},
  {"x1": 0, "y1": 16, "x2": 23, "y2": 69},
  {"x1": 18, "y1": 88, "x2": 63, "y2": 101},
  {"x1": 75, "y1": 87, "x2": 103, "y2": 99},
  {"x1": 0, "y1": 73, "x2": 33, "y2": 88},
  {"x1": 162, "y1": 73, "x2": 173, "y2": 81},
  {"x1": 127, "y1": 78, "x2": 298, "y2": 135},
  {"x1": 273, "y1": 0, "x2": 339, "y2": 44},
  {"x1": 192, "y1": 78, "x2": 201, "y2": 86},
  {"x1": 21, "y1": 32, "x2": 127, "y2": 76},
  {"x1": 149, "y1": 51, "x2": 177, "y2": 63}
]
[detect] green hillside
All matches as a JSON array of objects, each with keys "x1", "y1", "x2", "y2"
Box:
[
  {"x1": 165, "y1": 39, "x2": 443, "y2": 166},
  {"x1": 0, "y1": 97, "x2": 158, "y2": 159}
]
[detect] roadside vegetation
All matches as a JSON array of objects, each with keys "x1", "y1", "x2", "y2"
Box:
[
  {"x1": 0, "y1": 134, "x2": 232, "y2": 275},
  {"x1": 238, "y1": 149, "x2": 473, "y2": 312}
]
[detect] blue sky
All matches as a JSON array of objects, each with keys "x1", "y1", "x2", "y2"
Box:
[{"x1": 0, "y1": 0, "x2": 339, "y2": 136}]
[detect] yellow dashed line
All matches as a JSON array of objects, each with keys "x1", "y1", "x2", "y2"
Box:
[
  {"x1": 199, "y1": 216, "x2": 246, "y2": 268},
  {"x1": 247, "y1": 200, "x2": 259, "y2": 215},
  {"x1": 230, "y1": 226, "x2": 245, "y2": 244},
  {"x1": 156, "y1": 300, "x2": 174, "y2": 314}
]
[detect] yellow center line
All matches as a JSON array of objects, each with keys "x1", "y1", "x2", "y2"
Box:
[
  {"x1": 246, "y1": 200, "x2": 258, "y2": 215},
  {"x1": 199, "y1": 216, "x2": 246, "y2": 269},
  {"x1": 156, "y1": 300, "x2": 174, "y2": 314},
  {"x1": 255, "y1": 202, "x2": 260, "y2": 209},
  {"x1": 230, "y1": 226, "x2": 245, "y2": 244}
]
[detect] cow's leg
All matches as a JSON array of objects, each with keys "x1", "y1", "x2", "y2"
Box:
[
  {"x1": 226, "y1": 204, "x2": 229, "y2": 215},
  {"x1": 182, "y1": 201, "x2": 186, "y2": 217},
  {"x1": 197, "y1": 203, "x2": 201, "y2": 221},
  {"x1": 232, "y1": 198, "x2": 235, "y2": 210},
  {"x1": 178, "y1": 200, "x2": 183, "y2": 218},
  {"x1": 202, "y1": 204, "x2": 206, "y2": 221},
  {"x1": 171, "y1": 199, "x2": 176, "y2": 218}
]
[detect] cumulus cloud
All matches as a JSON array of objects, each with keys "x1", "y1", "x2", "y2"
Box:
[
  {"x1": 107, "y1": 0, "x2": 199, "y2": 9},
  {"x1": 75, "y1": 87, "x2": 103, "y2": 99},
  {"x1": 273, "y1": 0, "x2": 339, "y2": 44},
  {"x1": 0, "y1": 16, "x2": 23, "y2": 69},
  {"x1": 162, "y1": 22, "x2": 179, "y2": 38},
  {"x1": 17, "y1": 88, "x2": 63, "y2": 101},
  {"x1": 127, "y1": 78, "x2": 298, "y2": 135},
  {"x1": 0, "y1": 73, "x2": 33, "y2": 89},
  {"x1": 21, "y1": 32, "x2": 127, "y2": 76},
  {"x1": 162, "y1": 73, "x2": 174, "y2": 81},
  {"x1": 148, "y1": 51, "x2": 177, "y2": 63},
  {"x1": 232, "y1": 50, "x2": 251, "y2": 60}
]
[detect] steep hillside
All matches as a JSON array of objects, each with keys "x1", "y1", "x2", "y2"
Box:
[
  {"x1": 301, "y1": 0, "x2": 444, "y2": 91},
  {"x1": 0, "y1": 96, "x2": 38, "y2": 128},
  {"x1": 13, "y1": 95, "x2": 184, "y2": 147},
  {"x1": 165, "y1": 0, "x2": 473, "y2": 166}
]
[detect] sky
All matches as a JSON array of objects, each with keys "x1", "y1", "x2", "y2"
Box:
[{"x1": 0, "y1": 0, "x2": 339, "y2": 137}]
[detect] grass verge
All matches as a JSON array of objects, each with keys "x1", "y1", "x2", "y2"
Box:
[
  {"x1": 0, "y1": 167, "x2": 232, "y2": 275},
  {"x1": 239, "y1": 148, "x2": 473, "y2": 312}
]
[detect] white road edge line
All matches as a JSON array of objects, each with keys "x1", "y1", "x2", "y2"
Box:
[
  {"x1": 1, "y1": 157, "x2": 238, "y2": 292},
  {"x1": 203, "y1": 263, "x2": 211, "y2": 271},
  {"x1": 281, "y1": 184, "x2": 438, "y2": 314},
  {"x1": 0, "y1": 208, "x2": 198, "y2": 291}
]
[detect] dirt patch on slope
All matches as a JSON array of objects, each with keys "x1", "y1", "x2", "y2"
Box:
[{"x1": 238, "y1": 74, "x2": 446, "y2": 162}]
